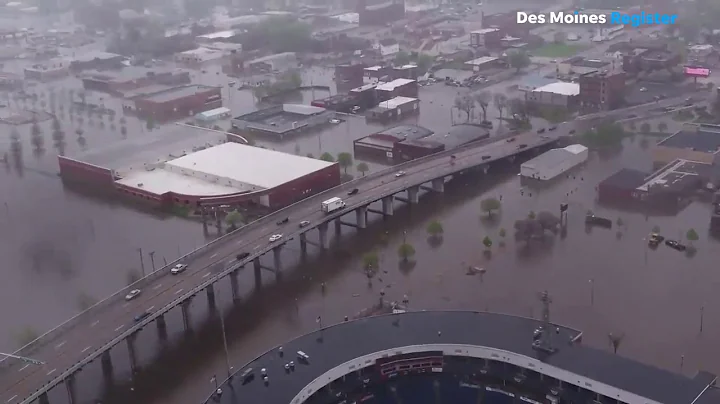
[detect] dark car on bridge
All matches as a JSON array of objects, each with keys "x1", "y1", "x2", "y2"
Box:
[
  {"x1": 518, "y1": 144, "x2": 527, "y2": 149},
  {"x1": 134, "y1": 311, "x2": 152, "y2": 322},
  {"x1": 348, "y1": 188, "x2": 359, "y2": 196},
  {"x1": 537, "y1": 128, "x2": 545, "y2": 133},
  {"x1": 276, "y1": 217, "x2": 289, "y2": 225},
  {"x1": 237, "y1": 252, "x2": 250, "y2": 261}
]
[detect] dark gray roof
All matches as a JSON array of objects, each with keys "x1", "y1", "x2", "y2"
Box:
[
  {"x1": 376, "y1": 125, "x2": 433, "y2": 141},
  {"x1": 658, "y1": 124, "x2": 720, "y2": 153},
  {"x1": 600, "y1": 168, "x2": 649, "y2": 190},
  {"x1": 211, "y1": 311, "x2": 719, "y2": 404}
]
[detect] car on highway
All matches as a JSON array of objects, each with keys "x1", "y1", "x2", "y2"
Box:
[
  {"x1": 134, "y1": 311, "x2": 152, "y2": 322},
  {"x1": 171, "y1": 263, "x2": 188, "y2": 275},
  {"x1": 236, "y1": 252, "x2": 250, "y2": 260},
  {"x1": 536, "y1": 128, "x2": 545, "y2": 133},
  {"x1": 518, "y1": 144, "x2": 527, "y2": 149},
  {"x1": 269, "y1": 234, "x2": 283, "y2": 242},
  {"x1": 125, "y1": 289, "x2": 141, "y2": 301},
  {"x1": 665, "y1": 239, "x2": 686, "y2": 251},
  {"x1": 482, "y1": 155, "x2": 491, "y2": 160},
  {"x1": 299, "y1": 220, "x2": 310, "y2": 228},
  {"x1": 548, "y1": 126, "x2": 557, "y2": 131},
  {"x1": 276, "y1": 217, "x2": 289, "y2": 225},
  {"x1": 506, "y1": 137, "x2": 516, "y2": 143},
  {"x1": 347, "y1": 188, "x2": 359, "y2": 196},
  {"x1": 395, "y1": 171, "x2": 406, "y2": 177}
]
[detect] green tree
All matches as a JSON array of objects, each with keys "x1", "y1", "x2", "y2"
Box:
[
  {"x1": 225, "y1": 210, "x2": 244, "y2": 229},
  {"x1": 426, "y1": 220, "x2": 444, "y2": 237},
  {"x1": 362, "y1": 252, "x2": 379, "y2": 271},
  {"x1": 509, "y1": 51, "x2": 531, "y2": 73},
  {"x1": 608, "y1": 332, "x2": 624, "y2": 354},
  {"x1": 640, "y1": 122, "x2": 651, "y2": 133},
  {"x1": 474, "y1": 91, "x2": 491, "y2": 122},
  {"x1": 320, "y1": 152, "x2": 335, "y2": 162},
  {"x1": 686, "y1": 228, "x2": 699, "y2": 245},
  {"x1": 580, "y1": 121, "x2": 627, "y2": 148},
  {"x1": 528, "y1": 211, "x2": 536, "y2": 220},
  {"x1": 499, "y1": 228, "x2": 506, "y2": 238},
  {"x1": 397, "y1": 243, "x2": 416, "y2": 261},
  {"x1": 657, "y1": 122, "x2": 668, "y2": 133},
  {"x1": 454, "y1": 95, "x2": 474, "y2": 122},
  {"x1": 416, "y1": 53, "x2": 434, "y2": 73},
  {"x1": 394, "y1": 51, "x2": 411, "y2": 66},
  {"x1": 482, "y1": 236, "x2": 493, "y2": 249},
  {"x1": 480, "y1": 197, "x2": 501, "y2": 216},
  {"x1": 337, "y1": 152, "x2": 353, "y2": 173},
  {"x1": 357, "y1": 162, "x2": 369, "y2": 176},
  {"x1": 15, "y1": 327, "x2": 39, "y2": 347}
]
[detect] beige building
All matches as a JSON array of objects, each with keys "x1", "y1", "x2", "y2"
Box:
[{"x1": 653, "y1": 123, "x2": 720, "y2": 167}]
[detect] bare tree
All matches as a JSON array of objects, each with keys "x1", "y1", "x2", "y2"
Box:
[
  {"x1": 473, "y1": 91, "x2": 491, "y2": 122},
  {"x1": 493, "y1": 93, "x2": 508, "y2": 123},
  {"x1": 454, "y1": 95, "x2": 474, "y2": 122},
  {"x1": 608, "y1": 332, "x2": 625, "y2": 354}
]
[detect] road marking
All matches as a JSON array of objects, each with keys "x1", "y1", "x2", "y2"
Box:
[
  {"x1": 18, "y1": 365, "x2": 29, "y2": 372},
  {"x1": 91, "y1": 320, "x2": 100, "y2": 327},
  {"x1": 147, "y1": 305, "x2": 155, "y2": 311},
  {"x1": 81, "y1": 346, "x2": 92, "y2": 353},
  {"x1": 202, "y1": 272, "x2": 210, "y2": 278},
  {"x1": 210, "y1": 253, "x2": 218, "y2": 258},
  {"x1": 114, "y1": 325, "x2": 125, "y2": 332},
  {"x1": 175, "y1": 288, "x2": 184, "y2": 295},
  {"x1": 47, "y1": 369, "x2": 56, "y2": 376},
  {"x1": 55, "y1": 341, "x2": 66, "y2": 350},
  {"x1": 6, "y1": 395, "x2": 17, "y2": 403},
  {"x1": 153, "y1": 284, "x2": 163, "y2": 290}
]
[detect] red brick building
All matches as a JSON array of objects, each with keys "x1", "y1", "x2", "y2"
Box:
[
  {"x1": 81, "y1": 67, "x2": 190, "y2": 95},
  {"x1": 579, "y1": 68, "x2": 626, "y2": 111},
  {"x1": 132, "y1": 85, "x2": 222, "y2": 122}
]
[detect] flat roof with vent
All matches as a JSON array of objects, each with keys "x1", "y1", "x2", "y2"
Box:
[{"x1": 658, "y1": 124, "x2": 720, "y2": 153}]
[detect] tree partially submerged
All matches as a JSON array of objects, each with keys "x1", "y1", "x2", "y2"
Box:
[{"x1": 480, "y1": 197, "x2": 501, "y2": 216}]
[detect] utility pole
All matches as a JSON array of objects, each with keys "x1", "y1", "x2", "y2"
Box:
[
  {"x1": 589, "y1": 279, "x2": 594, "y2": 306},
  {"x1": 217, "y1": 289, "x2": 233, "y2": 380},
  {"x1": 137, "y1": 248, "x2": 145, "y2": 277},
  {"x1": 148, "y1": 251, "x2": 156, "y2": 272},
  {"x1": 700, "y1": 306, "x2": 704, "y2": 333}
]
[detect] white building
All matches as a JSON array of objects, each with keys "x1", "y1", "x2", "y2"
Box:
[
  {"x1": 526, "y1": 82, "x2": 580, "y2": 108},
  {"x1": 195, "y1": 107, "x2": 231, "y2": 123},
  {"x1": 520, "y1": 144, "x2": 589, "y2": 181},
  {"x1": 175, "y1": 47, "x2": 226, "y2": 64},
  {"x1": 464, "y1": 56, "x2": 499, "y2": 72},
  {"x1": 377, "y1": 39, "x2": 399, "y2": 57},
  {"x1": 195, "y1": 30, "x2": 236, "y2": 43}
]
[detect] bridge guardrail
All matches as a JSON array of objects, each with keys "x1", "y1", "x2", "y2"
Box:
[
  {"x1": 1, "y1": 135, "x2": 496, "y2": 371},
  {"x1": 18, "y1": 134, "x2": 560, "y2": 404}
]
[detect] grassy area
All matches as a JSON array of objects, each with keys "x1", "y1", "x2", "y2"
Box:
[{"x1": 533, "y1": 43, "x2": 588, "y2": 58}]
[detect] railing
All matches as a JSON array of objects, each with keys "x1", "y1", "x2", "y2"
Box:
[{"x1": 1, "y1": 133, "x2": 511, "y2": 372}]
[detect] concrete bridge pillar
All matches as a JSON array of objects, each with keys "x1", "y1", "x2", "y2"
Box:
[
  {"x1": 299, "y1": 233, "x2": 308, "y2": 254},
  {"x1": 272, "y1": 245, "x2": 283, "y2": 274},
  {"x1": 382, "y1": 196, "x2": 394, "y2": 216},
  {"x1": 65, "y1": 373, "x2": 77, "y2": 404},
  {"x1": 356, "y1": 206, "x2": 368, "y2": 228},
  {"x1": 407, "y1": 186, "x2": 420, "y2": 204},
  {"x1": 156, "y1": 314, "x2": 168, "y2": 342},
  {"x1": 318, "y1": 223, "x2": 329, "y2": 249},
  {"x1": 206, "y1": 284, "x2": 217, "y2": 312},
  {"x1": 181, "y1": 300, "x2": 192, "y2": 332},
  {"x1": 334, "y1": 218, "x2": 342, "y2": 234},
  {"x1": 38, "y1": 392, "x2": 50, "y2": 404},
  {"x1": 126, "y1": 333, "x2": 138, "y2": 374},
  {"x1": 101, "y1": 351, "x2": 114, "y2": 386},
  {"x1": 229, "y1": 270, "x2": 240, "y2": 301},
  {"x1": 253, "y1": 257, "x2": 262, "y2": 286},
  {"x1": 431, "y1": 178, "x2": 445, "y2": 193}
]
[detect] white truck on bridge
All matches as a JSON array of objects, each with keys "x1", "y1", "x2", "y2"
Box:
[{"x1": 321, "y1": 197, "x2": 346, "y2": 214}]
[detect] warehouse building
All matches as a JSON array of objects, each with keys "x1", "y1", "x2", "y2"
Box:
[
  {"x1": 354, "y1": 124, "x2": 433, "y2": 160},
  {"x1": 58, "y1": 126, "x2": 341, "y2": 209},
  {"x1": 81, "y1": 67, "x2": 190, "y2": 95},
  {"x1": 350, "y1": 83, "x2": 379, "y2": 109},
  {"x1": 311, "y1": 94, "x2": 361, "y2": 113},
  {"x1": 231, "y1": 104, "x2": 334, "y2": 138},
  {"x1": 175, "y1": 47, "x2": 226, "y2": 65},
  {"x1": 366, "y1": 96, "x2": 419, "y2": 123},
  {"x1": 69, "y1": 51, "x2": 125, "y2": 71},
  {"x1": 376, "y1": 78, "x2": 418, "y2": 100},
  {"x1": 653, "y1": 123, "x2": 720, "y2": 167},
  {"x1": 526, "y1": 82, "x2": 580, "y2": 108},
  {"x1": 520, "y1": 144, "x2": 588, "y2": 181},
  {"x1": 394, "y1": 123, "x2": 490, "y2": 161},
  {"x1": 131, "y1": 84, "x2": 222, "y2": 122},
  {"x1": 194, "y1": 107, "x2": 231, "y2": 124},
  {"x1": 464, "y1": 56, "x2": 501, "y2": 72},
  {"x1": 24, "y1": 59, "x2": 69, "y2": 81}
]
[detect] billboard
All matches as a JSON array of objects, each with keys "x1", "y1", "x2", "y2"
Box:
[{"x1": 684, "y1": 66, "x2": 711, "y2": 78}]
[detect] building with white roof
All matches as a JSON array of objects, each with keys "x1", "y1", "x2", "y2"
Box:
[
  {"x1": 114, "y1": 142, "x2": 340, "y2": 208},
  {"x1": 375, "y1": 78, "x2": 418, "y2": 99},
  {"x1": 520, "y1": 144, "x2": 588, "y2": 181},
  {"x1": 195, "y1": 30, "x2": 237, "y2": 42},
  {"x1": 527, "y1": 82, "x2": 580, "y2": 108},
  {"x1": 464, "y1": 56, "x2": 500, "y2": 71},
  {"x1": 174, "y1": 47, "x2": 226, "y2": 65},
  {"x1": 367, "y1": 96, "x2": 420, "y2": 123}
]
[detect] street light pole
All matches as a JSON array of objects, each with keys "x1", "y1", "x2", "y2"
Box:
[
  {"x1": 148, "y1": 251, "x2": 156, "y2": 272},
  {"x1": 137, "y1": 247, "x2": 145, "y2": 277},
  {"x1": 589, "y1": 279, "x2": 594, "y2": 306},
  {"x1": 217, "y1": 289, "x2": 233, "y2": 380}
]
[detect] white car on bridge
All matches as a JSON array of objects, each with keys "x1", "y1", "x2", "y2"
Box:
[
  {"x1": 125, "y1": 289, "x2": 141, "y2": 301},
  {"x1": 269, "y1": 234, "x2": 283, "y2": 242},
  {"x1": 171, "y1": 263, "x2": 188, "y2": 274}
]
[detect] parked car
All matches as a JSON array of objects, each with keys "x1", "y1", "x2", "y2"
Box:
[
  {"x1": 536, "y1": 128, "x2": 545, "y2": 134},
  {"x1": 517, "y1": 144, "x2": 527, "y2": 149},
  {"x1": 482, "y1": 155, "x2": 491, "y2": 160},
  {"x1": 665, "y1": 239, "x2": 686, "y2": 251},
  {"x1": 648, "y1": 233, "x2": 665, "y2": 247},
  {"x1": 276, "y1": 217, "x2": 289, "y2": 225},
  {"x1": 395, "y1": 171, "x2": 406, "y2": 177},
  {"x1": 548, "y1": 126, "x2": 557, "y2": 131},
  {"x1": 347, "y1": 188, "x2": 359, "y2": 196},
  {"x1": 269, "y1": 234, "x2": 283, "y2": 242},
  {"x1": 506, "y1": 137, "x2": 516, "y2": 143},
  {"x1": 171, "y1": 263, "x2": 187, "y2": 275},
  {"x1": 236, "y1": 252, "x2": 250, "y2": 260},
  {"x1": 585, "y1": 214, "x2": 612, "y2": 228},
  {"x1": 134, "y1": 311, "x2": 152, "y2": 322},
  {"x1": 125, "y1": 289, "x2": 141, "y2": 301}
]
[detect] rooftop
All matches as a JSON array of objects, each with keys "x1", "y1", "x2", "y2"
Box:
[
  {"x1": 116, "y1": 142, "x2": 336, "y2": 196},
  {"x1": 72, "y1": 51, "x2": 123, "y2": 63},
  {"x1": 196, "y1": 30, "x2": 236, "y2": 39},
  {"x1": 637, "y1": 159, "x2": 715, "y2": 193},
  {"x1": 464, "y1": 56, "x2": 499, "y2": 66},
  {"x1": 81, "y1": 66, "x2": 187, "y2": 83},
  {"x1": 471, "y1": 28, "x2": 499, "y2": 34},
  {"x1": 374, "y1": 96, "x2": 417, "y2": 110},
  {"x1": 376, "y1": 78, "x2": 415, "y2": 92},
  {"x1": 521, "y1": 145, "x2": 588, "y2": 171},
  {"x1": 533, "y1": 82, "x2": 580, "y2": 96},
  {"x1": 140, "y1": 85, "x2": 218, "y2": 103},
  {"x1": 600, "y1": 168, "x2": 650, "y2": 190},
  {"x1": 421, "y1": 124, "x2": 490, "y2": 149},
  {"x1": 658, "y1": 124, "x2": 720, "y2": 154},
  {"x1": 375, "y1": 124, "x2": 433, "y2": 140},
  {"x1": 211, "y1": 311, "x2": 720, "y2": 404}
]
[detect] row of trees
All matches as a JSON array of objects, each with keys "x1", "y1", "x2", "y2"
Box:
[
  {"x1": 453, "y1": 91, "x2": 508, "y2": 124},
  {"x1": 313, "y1": 152, "x2": 370, "y2": 177}
]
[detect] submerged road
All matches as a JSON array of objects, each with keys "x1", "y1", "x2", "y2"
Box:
[{"x1": 0, "y1": 93, "x2": 708, "y2": 403}]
